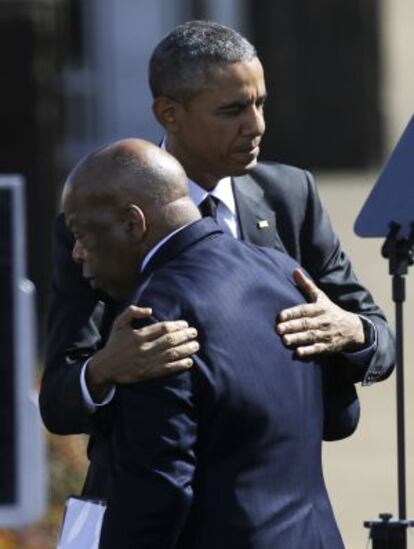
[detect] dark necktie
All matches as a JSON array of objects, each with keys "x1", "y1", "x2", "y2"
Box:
[{"x1": 199, "y1": 194, "x2": 219, "y2": 221}]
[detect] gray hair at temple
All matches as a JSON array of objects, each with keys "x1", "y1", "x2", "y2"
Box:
[{"x1": 148, "y1": 20, "x2": 257, "y2": 103}]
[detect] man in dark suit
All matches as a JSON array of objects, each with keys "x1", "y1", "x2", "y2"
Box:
[
  {"x1": 39, "y1": 20, "x2": 394, "y2": 497},
  {"x1": 63, "y1": 137, "x2": 350, "y2": 548}
]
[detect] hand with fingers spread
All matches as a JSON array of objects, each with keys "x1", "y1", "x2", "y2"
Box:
[
  {"x1": 276, "y1": 269, "x2": 365, "y2": 358},
  {"x1": 86, "y1": 304, "x2": 199, "y2": 402}
]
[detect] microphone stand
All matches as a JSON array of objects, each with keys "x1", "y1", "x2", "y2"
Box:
[{"x1": 364, "y1": 222, "x2": 414, "y2": 548}]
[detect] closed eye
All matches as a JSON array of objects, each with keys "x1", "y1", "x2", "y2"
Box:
[
  {"x1": 217, "y1": 94, "x2": 267, "y2": 117},
  {"x1": 218, "y1": 103, "x2": 247, "y2": 116},
  {"x1": 256, "y1": 96, "x2": 267, "y2": 109}
]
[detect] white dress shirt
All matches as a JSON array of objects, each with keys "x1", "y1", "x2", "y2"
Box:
[{"x1": 188, "y1": 177, "x2": 240, "y2": 238}]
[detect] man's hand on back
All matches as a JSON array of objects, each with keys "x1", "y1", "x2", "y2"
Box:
[
  {"x1": 86, "y1": 305, "x2": 199, "y2": 402},
  {"x1": 276, "y1": 269, "x2": 365, "y2": 357}
]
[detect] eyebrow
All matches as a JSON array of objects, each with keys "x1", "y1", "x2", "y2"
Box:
[{"x1": 217, "y1": 93, "x2": 267, "y2": 111}]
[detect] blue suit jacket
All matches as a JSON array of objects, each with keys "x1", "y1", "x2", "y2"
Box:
[{"x1": 100, "y1": 218, "x2": 347, "y2": 549}]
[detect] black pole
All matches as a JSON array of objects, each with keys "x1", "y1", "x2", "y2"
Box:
[
  {"x1": 393, "y1": 275, "x2": 406, "y2": 519},
  {"x1": 364, "y1": 223, "x2": 414, "y2": 548}
]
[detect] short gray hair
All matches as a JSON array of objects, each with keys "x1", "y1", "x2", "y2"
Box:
[{"x1": 149, "y1": 20, "x2": 257, "y2": 102}]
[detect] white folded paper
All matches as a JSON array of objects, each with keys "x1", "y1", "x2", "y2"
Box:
[{"x1": 57, "y1": 496, "x2": 107, "y2": 549}]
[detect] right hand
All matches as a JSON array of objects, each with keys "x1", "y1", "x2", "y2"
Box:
[{"x1": 86, "y1": 305, "x2": 199, "y2": 401}]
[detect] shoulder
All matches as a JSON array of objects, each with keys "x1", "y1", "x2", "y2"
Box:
[
  {"x1": 252, "y1": 160, "x2": 309, "y2": 180},
  {"x1": 247, "y1": 160, "x2": 316, "y2": 198},
  {"x1": 131, "y1": 267, "x2": 194, "y2": 322},
  {"x1": 233, "y1": 161, "x2": 319, "y2": 213},
  {"x1": 233, "y1": 161, "x2": 321, "y2": 225}
]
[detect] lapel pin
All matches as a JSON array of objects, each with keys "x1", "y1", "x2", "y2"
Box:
[{"x1": 257, "y1": 219, "x2": 269, "y2": 229}]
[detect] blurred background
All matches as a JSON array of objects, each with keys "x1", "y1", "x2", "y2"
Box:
[{"x1": 0, "y1": 0, "x2": 413, "y2": 547}]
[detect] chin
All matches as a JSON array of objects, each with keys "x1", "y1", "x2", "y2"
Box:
[
  {"x1": 232, "y1": 157, "x2": 258, "y2": 175},
  {"x1": 245, "y1": 156, "x2": 259, "y2": 170}
]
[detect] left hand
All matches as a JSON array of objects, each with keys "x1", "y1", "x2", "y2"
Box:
[{"x1": 276, "y1": 269, "x2": 365, "y2": 357}]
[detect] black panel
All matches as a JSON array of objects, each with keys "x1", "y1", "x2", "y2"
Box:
[
  {"x1": 249, "y1": 0, "x2": 382, "y2": 170},
  {"x1": 0, "y1": 188, "x2": 16, "y2": 504},
  {"x1": 0, "y1": 2, "x2": 64, "y2": 343}
]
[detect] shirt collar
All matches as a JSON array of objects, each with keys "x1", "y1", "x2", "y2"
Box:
[
  {"x1": 187, "y1": 177, "x2": 236, "y2": 216},
  {"x1": 140, "y1": 224, "x2": 190, "y2": 272}
]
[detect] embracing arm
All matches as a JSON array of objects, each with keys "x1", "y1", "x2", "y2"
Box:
[
  {"x1": 39, "y1": 214, "x2": 199, "y2": 435},
  {"x1": 276, "y1": 171, "x2": 395, "y2": 384}
]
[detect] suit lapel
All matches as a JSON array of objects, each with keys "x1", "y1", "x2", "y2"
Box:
[{"x1": 232, "y1": 174, "x2": 287, "y2": 253}]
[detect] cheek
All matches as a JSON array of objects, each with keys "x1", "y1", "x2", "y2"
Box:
[
  {"x1": 107, "y1": 239, "x2": 136, "y2": 271},
  {"x1": 202, "y1": 126, "x2": 235, "y2": 158},
  {"x1": 87, "y1": 238, "x2": 117, "y2": 270},
  {"x1": 188, "y1": 116, "x2": 232, "y2": 152},
  {"x1": 216, "y1": 121, "x2": 241, "y2": 148}
]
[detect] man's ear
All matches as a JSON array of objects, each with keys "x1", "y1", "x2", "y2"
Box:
[
  {"x1": 152, "y1": 96, "x2": 182, "y2": 133},
  {"x1": 124, "y1": 204, "x2": 146, "y2": 241}
]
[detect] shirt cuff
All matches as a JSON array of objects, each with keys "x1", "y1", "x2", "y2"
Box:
[
  {"x1": 342, "y1": 316, "x2": 377, "y2": 365},
  {"x1": 80, "y1": 358, "x2": 116, "y2": 413}
]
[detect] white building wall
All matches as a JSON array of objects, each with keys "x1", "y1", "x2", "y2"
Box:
[{"x1": 87, "y1": 0, "x2": 181, "y2": 145}]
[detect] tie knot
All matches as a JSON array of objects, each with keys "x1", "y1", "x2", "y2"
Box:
[{"x1": 199, "y1": 194, "x2": 219, "y2": 220}]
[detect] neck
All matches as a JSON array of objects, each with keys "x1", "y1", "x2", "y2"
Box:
[
  {"x1": 139, "y1": 199, "x2": 201, "y2": 265},
  {"x1": 165, "y1": 137, "x2": 219, "y2": 191}
]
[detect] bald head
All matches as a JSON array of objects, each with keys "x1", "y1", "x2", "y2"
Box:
[
  {"x1": 64, "y1": 138, "x2": 193, "y2": 215},
  {"x1": 62, "y1": 138, "x2": 200, "y2": 300}
]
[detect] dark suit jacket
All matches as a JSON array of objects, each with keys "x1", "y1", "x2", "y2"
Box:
[
  {"x1": 39, "y1": 162, "x2": 395, "y2": 493},
  {"x1": 100, "y1": 218, "x2": 346, "y2": 549}
]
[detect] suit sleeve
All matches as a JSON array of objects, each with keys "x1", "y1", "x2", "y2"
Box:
[
  {"x1": 300, "y1": 171, "x2": 395, "y2": 385},
  {"x1": 100, "y1": 361, "x2": 197, "y2": 549},
  {"x1": 39, "y1": 213, "x2": 112, "y2": 435}
]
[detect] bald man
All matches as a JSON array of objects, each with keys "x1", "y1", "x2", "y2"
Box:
[{"x1": 62, "y1": 138, "x2": 352, "y2": 549}]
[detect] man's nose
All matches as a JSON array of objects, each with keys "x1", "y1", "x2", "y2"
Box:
[
  {"x1": 72, "y1": 239, "x2": 85, "y2": 264},
  {"x1": 241, "y1": 106, "x2": 265, "y2": 137}
]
